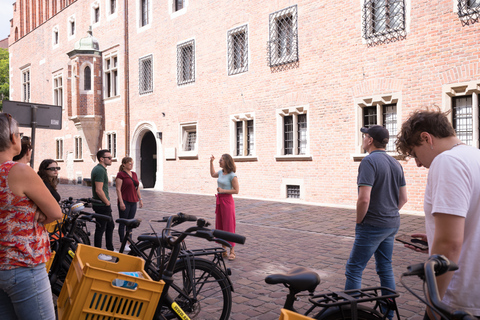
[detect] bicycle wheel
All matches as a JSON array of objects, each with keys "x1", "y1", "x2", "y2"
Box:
[
  {"x1": 73, "y1": 227, "x2": 91, "y2": 245},
  {"x1": 128, "y1": 241, "x2": 163, "y2": 281},
  {"x1": 165, "y1": 258, "x2": 232, "y2": 320},
  {"x1": 316, "y1": 305, "x2": 384, "y2": 320}
]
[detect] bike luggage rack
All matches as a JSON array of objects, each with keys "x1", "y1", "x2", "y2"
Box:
[
  {"x1": 179, "y1": 247, "x2": 231, "y2": 276},
  {"x1": 309, "y1": 287, "x2": 399, "y2": 319}
]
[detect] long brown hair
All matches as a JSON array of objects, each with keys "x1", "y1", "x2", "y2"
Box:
[
  {"x1": 221, "y1": 154, "x2": 236, "y2": 173},
  {"x1": 38, "y1": 159, "x2": 59, "y2": 190},
  {"x1": 119, "y1": 156, "x2": 133, "y2": 172}
]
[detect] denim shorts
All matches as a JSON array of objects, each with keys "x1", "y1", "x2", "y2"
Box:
[{"x1": 0, "y1": 263, "x2": 55, "y2": 319}]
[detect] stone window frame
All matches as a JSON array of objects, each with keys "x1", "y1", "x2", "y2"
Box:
[
  {"x1": 177, "y1": 39, "x2": 195, "y2": 86},
  {"x1": 138, "y1": 0, "x2": 152, "y2": 31},
  {"x1": 280, "y1": 178, "x2": 305, "y2": 201},
  {"x1": 230, "y1": 112, "x2": 257, "y2": 161},
  {"x1": 104, "y1": 52, "x2": 119, "y2": 98},
  {"x1": 353, "y1": 93, "x2": 403, "y2": 160},
  {"x1": 107, "y1": 0, "x2": 118, "y2": 19},
  {"x1": 74, "y1": 135, "x2": 83, "y2": 161},
  {"x1": 227, "y1": 24, "x2": 249, "y2": 76},
  {"x1": 275, "y1": 105, "x2": 311, "y2": 161},
  {"x1": 55, "y1": 138, "x2": 64, "y2": 161},
  {"x1": 52, "y1": 72, "x2": 63, "y2": 107},
  {"x1": 442, "y1": 80, "x2": 480, "y2": 148},
  {"x1": 91, "y1": 1, "x2": 101, "y2": 26},
  {"x1": 68, "y1": 15, "x2": 76, "y2": 40},
  {"x1": 178, "y1": 122, "x2": 198, "y2": 159},
  {"x1": 106, "y1": 131, "x2": 118, "y2": 159}
]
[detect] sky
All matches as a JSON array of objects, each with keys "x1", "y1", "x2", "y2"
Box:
[{"x1": 0, "y1": 0, "x2": 13, "y2": 41}]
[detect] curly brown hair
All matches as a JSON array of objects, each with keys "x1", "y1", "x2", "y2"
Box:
[{"x1": 396, "y1": 107, "x2": 456, "y2": 157}]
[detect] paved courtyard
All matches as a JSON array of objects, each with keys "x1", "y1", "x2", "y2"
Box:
[{"x1": 58, "y1": 184, "x2": 427, "y2": 320}]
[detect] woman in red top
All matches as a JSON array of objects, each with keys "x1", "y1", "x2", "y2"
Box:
[
  {"x1": 115, "y1": 157, "x2": 142, "y2": 250},
  {"x1": 0, "y1": 113, "x2": 62, "y2": 319}
]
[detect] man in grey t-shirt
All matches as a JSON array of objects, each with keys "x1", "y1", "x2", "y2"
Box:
[{"x1": 345, "y1": 125, "x2": 407, "y2": 314}]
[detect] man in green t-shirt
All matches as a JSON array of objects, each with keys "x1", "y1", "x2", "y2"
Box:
[{"x1": 91, "y1": 149, "x2": 114, "y2": 251}]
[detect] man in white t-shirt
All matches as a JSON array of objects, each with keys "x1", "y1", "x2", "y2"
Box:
[{"x1": 396, "y1": 108, "x2": 480, "y2": 318}]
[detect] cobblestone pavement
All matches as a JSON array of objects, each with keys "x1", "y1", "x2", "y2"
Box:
[{"x1": 58, "y1": 184, "x2": 427, "y2": 320}]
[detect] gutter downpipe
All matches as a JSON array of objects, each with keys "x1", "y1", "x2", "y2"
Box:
[{"x1": 124, "y1": 0, "x2": 130, "y2": 155}]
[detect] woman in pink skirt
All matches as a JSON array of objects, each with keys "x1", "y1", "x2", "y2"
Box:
[{"x1": 210, "y1": 154, "x2": 239, "y2": 260}]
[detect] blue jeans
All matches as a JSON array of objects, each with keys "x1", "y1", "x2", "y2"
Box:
[
  {"x1": 345, "y1": 223, "x2": 399, "y2": 293},
  {"x1": 0, "y1": 264, "x2": 55, "y2": 320},
  {"x1": 117, "y1": 201, "x2": 137, "y2": 243}
]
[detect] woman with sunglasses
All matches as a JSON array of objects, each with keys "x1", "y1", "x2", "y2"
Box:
[
  {"x1": 0, "y1": 113, "x2": 63, "y2": 319},
  {"x1": 37, "y1": 159, "x2": 61, "y2": 202}
]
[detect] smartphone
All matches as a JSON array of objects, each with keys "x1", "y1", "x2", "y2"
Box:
[{"x1": 395, "y1": 234, "x2": 429, "y2": 251}]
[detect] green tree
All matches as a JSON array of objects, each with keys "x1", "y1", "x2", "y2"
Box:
[{"x1": 0, "y1": 48, "x2": 9, "y2": 111}]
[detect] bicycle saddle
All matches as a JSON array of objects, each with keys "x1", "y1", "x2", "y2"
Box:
[
  {"x1": 116, "y1": 218, "x2": 142, "y2": 229},
  {"x1": 265, "y1": 267, "x2": 321, "y2": 293}
]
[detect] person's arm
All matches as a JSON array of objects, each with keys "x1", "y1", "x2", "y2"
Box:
[
  {"x1": 95, "y1": 181, "x2": 110, "y2": 206},
  {"x1": 217, "y1": 176, "x2": 239, "y2": 194},
  {"x1": 210, "y1": 155, "x2": 218, "y2": 178},
  {"x1": 430, "y1": 213, "x2": 464, "y2": 299},
  {"x1": 398, "y1": 186, "x2": 408, "y2": 210},
  {"x1": 115, "y1": 177, "x2": 125, "y2": 210},
  {"x1": 137, "y1": 188, "x2": 143, "y2": 208},
  {"x1": 356, "y1": 186, "x2": 371, "y2": 223},
  {"x1": 9, "y1": 163, "x2": 62, "y2": 224}
]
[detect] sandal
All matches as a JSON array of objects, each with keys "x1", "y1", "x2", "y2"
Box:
[
  {"x1": 222, "y1": 251, "x2": 228, "y2": 258},
  {"x1": 228, "y1": 252, "x2": 236, "y2": 261}
]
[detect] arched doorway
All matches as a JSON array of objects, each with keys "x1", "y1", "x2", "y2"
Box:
[{"x1": 140, "y1": 131, "x2": 157, "y2": 188}]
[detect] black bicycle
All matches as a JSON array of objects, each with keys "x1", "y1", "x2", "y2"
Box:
[{"x1": 115, "y1": 212, "x2": 245, "y2": 320}]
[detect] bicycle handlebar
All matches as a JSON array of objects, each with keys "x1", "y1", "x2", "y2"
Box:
[
  {"x1": 403, "y1": 255, "x2": 475, "y2": 320},
  {"x1": 212, "y1": 229, "x2": 246, "y2": 244}
]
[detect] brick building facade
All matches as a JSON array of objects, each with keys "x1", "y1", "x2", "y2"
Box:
[{"x1": 6, "y1": 0, "x2": 480, "y2": 212}]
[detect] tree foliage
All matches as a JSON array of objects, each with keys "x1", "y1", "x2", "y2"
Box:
[{"x1": 0, "y1": 48, "x2": 9, "y2": 111}]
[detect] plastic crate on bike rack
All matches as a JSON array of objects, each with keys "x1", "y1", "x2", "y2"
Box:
[
  {"x1": 279, "y1": 309, "x2": 315, "y2": 320},
  {"x1": 57, "y1": 244, "x2": 164, "y2": 320}
]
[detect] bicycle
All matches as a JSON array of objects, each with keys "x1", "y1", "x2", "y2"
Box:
[
  {"x1": 48, "y1": 197, "x2": 111, "y2": 296},
  {"x1": 113, "y1": 212, "x2": 246, "y2": 320},
  {"x1": 401, "y1": 254, "x2": 476, "y2": 320}
]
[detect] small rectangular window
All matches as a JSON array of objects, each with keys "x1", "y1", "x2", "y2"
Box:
[
  {"x1": 453, "y1": 96, "x2": 474, "y2": 146},
  {"x1": 53, "y1": 74, "x2": 63, "y2": 106},
  {"x1": 110, "y1": 0, "x2": 116, "y2": 14},
  {"x1": 94, "y1": 7, "x2": 100, "y2": 23},
  {"x1": 105, "y1": 54, "x2": 118, "y2": 97},
  {"x1": 174, "y1": 0, "x2": 184, "y2": 11},
  {"x1": 382, "y1": 104, "x2": 397, "y2": 152},
  {"x1": 268, "y1": 5, "x2": 298, "y2": 67},
  {"x1": 139, "y1": 55, "x2": 153, "y2": 94},
  {"x1": 74, "y1": 136, "x2": 83, "y2": 160},
  {"x1": 56, "y1": 139, "x2": 64, "y2": 160},
  {"x1": 22, "y1": 69, "x2": 31, "y2": 102},
  {"x1": 286, "y1": 185, "x2": 300, "y2": 199},
  {"x1": 284, "y1": 115, "x2": 294, "y2": 155},
  {"x1": 106, "y1": 132, "x2": 117, "y2": 158},
  {"x1": 179, "y1": 122, "x2": 198, "y2": 157},
  {"x1": 362, "y1": 0, "x2": 406, "y2": 45},
  {"x1": 141, "y1": 0, "x2": 149, "y2": 26},
  {"x1": 228, "y1": 25, "x2": 248, "y2": 75}
]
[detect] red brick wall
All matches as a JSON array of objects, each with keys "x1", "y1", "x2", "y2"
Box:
[{"x1": 7, "y1": 0, "x2": 480, "y2": 212}]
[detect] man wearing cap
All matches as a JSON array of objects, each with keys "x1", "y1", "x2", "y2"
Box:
[{"x1": 345, "y1": 125, "x2": 408, "y2": 307}]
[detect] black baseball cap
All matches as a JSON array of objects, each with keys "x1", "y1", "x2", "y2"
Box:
[{"x1": 360, "y1": 125, "x2": 389, "y2": 143}]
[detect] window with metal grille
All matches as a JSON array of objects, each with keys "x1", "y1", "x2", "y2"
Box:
[
  {"x1": 268, "y1": 5, "x2": 298, "y2": 67},
  {"x1": 235, "y1": 119, "x2": 254, "y2": 156},
  {"x1": 185, "y1": 132, "x2": 196, "y2": 151},
  {"x1": 180, "y1": 123, "x2": 197, "y2": 153},
  {"x1": 453, "y1": 96, "x2": 474, "y2": 146},
  {"x1": 56, "y1": 138, "x2": 64, "y2": 160},
  {"x1": 363, "y1": 106, "x2": 377, "y2": 128},
  {"x1": 105, "y1": 55, "x2": 118, "y2": 97},
  {"x1": 74, "y1": 136, "x2": 82, "y2": 160},
  {"x1": 458, "y1": 0, "x2": 480, "y2": 25},
  {"x1": 22, "y1": 69, "x2": 30, "y2": 102},
  {"x1": 228, "y1": 25, "x2": 248, "y2": 75},
  {"x1": 286, "y1": 185, "x2": 300, "y2": 199},
  {"x1": 284, "y1": 115, "x2": 294, "y2": 155},
  {"x1": 53, "y1": 74, "x2": 63, "y2": 106},
  {"x1": 177, "y1": 40, "x2": 195, "y2": 85},
  {"x1": 141, "y1": 0, "x2": 149, "y2": 26},
  {"x1": 382, "y1": 104, "x2": 397, "y2": 152},
  {"x1": 139, "y1": 55, "x2": 153, "y2": 94},
  {"x1": 84, "y1": 66, "x2": 91, "y2": 91},
  {"x1": 106, "y1": 132, "x2": 117, "y2": 158},
  {"x1": 362, "y1": 0, "x2": 406, "y2": 46},
  {"x1": 174, "y1": 0, "x2": 184, "y2": 11}
]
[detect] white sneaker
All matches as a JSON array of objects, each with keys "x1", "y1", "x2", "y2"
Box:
[
  {"x1": 98, "y1": 253, "x2": 112, "y2": 261},
  {"x1": 123, "y1": 244, "x2": 131, "y2": 252}
]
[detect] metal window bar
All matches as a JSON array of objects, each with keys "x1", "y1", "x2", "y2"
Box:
[
  {"x1": 228, "y1": 25, "x2": 248, "y2": 75},
  {"x1": 84, "y1": 66, "x2": 91, "y2": 91},
  {"x1": 177, "y1": 40, "x2": 195, "y2": 85},
  {"x1": 382, "y1": 104, "x2": 397, "y2": 152},
  {"x1": 286, "y1": 185, "x2": 300, "y2": 199},
  {"x1": 142, "y1": 0, "x2": 149, "y2": 26},
  {"x1": 139, "y1": 55, "x2": 153, "y2": 94},
  {"x1": 247, "y1": 120, "x2": 254, "y2": 156},
  {"x1": 458, "y1": 0, "x2": 480, "y2": 25},
  {"x1": 268, "y1": 5, "x2": 298, "y2": 67},
  {"x1": 284, "y1": 115, "x2": 294, "y2": 155},
  {"x1": 185, "y1": 131, "x2": 196, "y2": 151},
  {"x1": 362, "y1": 0, "x2": 406, "y2": 46},
  {"x1": 297, "y1": 114, "x2": 307, "y2": 155},
  {"x1": 453, "y1": 96, "x2": 474, "y2": 146},
  {"x1": 236, "y1": 121, "x2": 244, "y2": 156}
]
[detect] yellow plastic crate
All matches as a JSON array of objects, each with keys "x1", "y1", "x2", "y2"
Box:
[
  {"x1": 57, "y1": 244, "x2": 164, "y2": 320},
  {"x1": 279, "y1": 309, "x2": 315, "y2": 320}
]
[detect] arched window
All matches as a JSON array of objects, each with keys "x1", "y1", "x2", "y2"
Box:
[{"x1": 84, "y1": 66, "x2": 91, "y2": 91}]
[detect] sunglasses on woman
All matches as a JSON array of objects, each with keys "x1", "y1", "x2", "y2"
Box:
[{"x1": 46, "y1": 167, "x2": 61, "y2": 171}]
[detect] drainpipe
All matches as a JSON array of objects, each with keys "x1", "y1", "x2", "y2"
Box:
[{"x1": 124, "y1": 0, "x2": 130, "y2": 155}]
